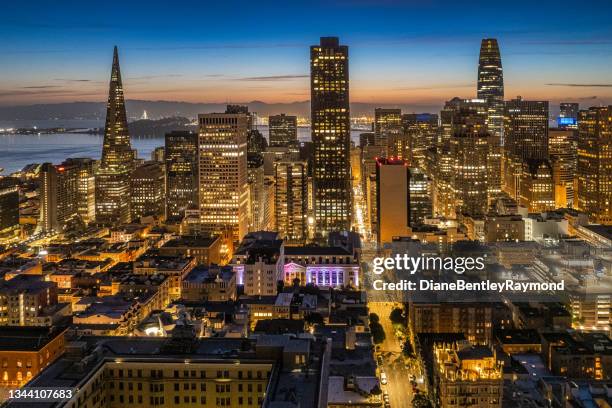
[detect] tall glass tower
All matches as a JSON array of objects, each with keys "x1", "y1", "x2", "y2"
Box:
[
  {"x1": 95, "y1": 46, "x2": 134, "y2": 225},
  {"x1": 310, "y1": 37, "x2": 352, "y2": 236},
  {"x1": 477, "y1": 38, "x2": 504, "y2": 196}
]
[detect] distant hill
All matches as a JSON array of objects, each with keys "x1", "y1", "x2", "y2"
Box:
[{"x1": 0, "y1": 100, "x2": 442, "y2": 121}]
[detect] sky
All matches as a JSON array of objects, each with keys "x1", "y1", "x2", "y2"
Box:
[{"x1": 1, "y1": 0, "x2": 612, "y2": 110}]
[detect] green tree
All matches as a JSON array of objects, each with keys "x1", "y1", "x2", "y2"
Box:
[
  {"x1": 412, "y1": 394, "x2": 433, "y2": 408},
  {"x1": 389, "y1": 308, "x2": 405, "y2": 326},
  {"x1": 369, "y1": 313, "x2": 380, "y2": 325}
]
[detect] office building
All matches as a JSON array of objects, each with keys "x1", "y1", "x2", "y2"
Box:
[
  {"x1": 198, "y1": 113, "x2": 249, "y2": 242},
  {"x1": 376, "y1": 158, "x2": 410, "y2": 244},
  {"x1": 247, "y1": 153, "x2": 266, "y2": 232},
  {"x1": 409, "y1": 167, "x2": 433, "y2": 226},
  {"x1": 374, "y1": 108, "x2": 402, "y2": 152},
  {"x1": 0, "y1": 178, "x2": 19, "y2": 233},
  {"x1": 63, "y1": 158, "x2": 96, "y2": 224},
  {"x1": 268, "y1": 114, "x2": 297, "y2": 147},
  {"x1": 232, "y1": 233, "x2": 284, "y2": 296},
  {"x1": 401, "y1": 113, "x2": 438, "y2": 170},
  {"x1": 449, "y1": 99, "x2": 490, "y2": 216},
  {"x1": 504, "y1": 97, "x2": 549, "y2": 161},
  {"x1": 165, "y1": 131, "x2": 199, "y2": 221},
  {"x1": 549, "y1": 128, "x2": 577, "y2": 208},
  {"x1": 519, "y1": 159, "x2": 556, "y2": 213},
  {"x1": 310, "y1": 36, "x2": 352, "y2": 235},
  {"x1": 131, "y1": 161, "x2": 165, "y2": 220},
  {"x1": 39, "y1": 162, "x2": 78, "y2": 233},
  {"x1": 274, "y1": 160, "x2": 308, "y2": 243},
  {"x1": 95, "y1": 46, "x2": 134, "y2": 225},
  {"x1": 558, "y1": 102, "x2": 579, "y2": 129},
  {"x1": 477, "y1": 38, "x2": 504, "y2": 144},
  {"x1": 576, "y1": 106, "x2": 612, "y2": 225}
]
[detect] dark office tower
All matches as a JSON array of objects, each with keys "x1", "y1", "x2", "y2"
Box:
[
  {"x1": 131, "y1": 162, "x2": 165, "y2": 221},
  {"x1": 400, "y1": 113, "x2": 438, "y2": 170},
  {"x1": 359, "y1": 132, "x2": 376, "y2": 148},
  {"x1": 477, "y1": 39, "x2": 504, "y2": 142},
  {"x1": 247, "y1": 129, "x2": 268, "y2": 155},
  {"x1": 374, "y1": 108, "x2": 402, "y2": 152},
  {"x1": 558, "y1": 102, "x2": 579, "y2": 129},
  {"x1": 63, "y1": 158, "x2": 96, "y2": 224},
  {"x1": 95, "y1": 46, "x2": 133, "y2": 225},
  {"x1": 0, "y1": 178, "x2": 19, "y2": 233},
  {"x1": 165, "y1": 131, "x2": 199, "y2": 221},
  {"x1": 577, "y1": 107, "x2": 612, "y2": 225},
  {"x1": 269, "y1": 114, "x2": 298, "y2": 147},
  {"x1": 310, "y1": 36, "x2": 352, "y2": 235},
  {"x1": 504, "y1": 97, "x2": 549, "y2": 161},
  {"x1": 39, "y1": 162, "x2": 78, "y2": 233}
]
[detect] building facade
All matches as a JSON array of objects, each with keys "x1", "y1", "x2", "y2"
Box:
[
  {"x1": 165, "y1": 131, "x2": 199, "y2": 221},
  {"x1": 310, "y1": 37, "x2": 352, "y2": 236}
]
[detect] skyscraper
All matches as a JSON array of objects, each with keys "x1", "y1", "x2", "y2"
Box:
[
  {"x1": 198, "y1": 113, "x2": 249, "y2": 242},
  {"x1": 311, "y1": 36, "x2": 352, "y2": 235},
  {"x1": 274, "y1": 161, "x2": 308, "y2": 243},
  {"x1": 247, "y1": 153, "x2": 266, "y2": 232},
  {"x1": 376, "y1": 158, "x2": 410, "y2": 244},
  {"x1": 408, "y1": 167, "x2": 433, "y2": 226},
  {"x1": 374, "y1": 108, "x2": 402, "y2": 153},
  {"x1": 0, "y1": 178, "x2": 19, "y2": 233},
  {"x1": 64, "y1": 158, "x2": 96, "y2": 224},
  {"x1": 95, "y1": 46, "x2": 134, "y2": 225},
  {"x1": 39, "y1": 162, "x2": 78, "y2": 233},
  {"x1": 504, "y1": 97, "x2": 549, "y2": 161},
  {"x1": 165, "y1": 131, "x2": 199, "y2": 221},
  {"x1": 450, "y1": 100, "x2": 490, "y2": 216},
  {"x1": 558, "y1": 102, "x2": 579, "y2": 129},
  {"x1": 576, "y1": 107, "x2": 612, "y2": 225},
  {"x1": 131, "y1": 161, "x2": 165, "y2": 221},
  {"x1": 477, "y1": 38, "x2": 504, "y2": 143},
  {"x1": 269, "y1": 114, "x2": 297, "y2": 147}
]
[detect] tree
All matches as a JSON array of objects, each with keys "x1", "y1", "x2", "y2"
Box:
[
  {"x1": 389, "y1": 308, "x2": 405, "y2": 326},
  {"x1": 412, "y1": 394, "x2": 433, "y2": 408},
  {"x1": 403, "y1": 340, "x2": 414, "y2": 357},
  {"x1": 369, "y1": 313, "x2": 380, "y2": 325},
  {"x1": 371, "y1": 322, "x2": 385, "y2": 344}
]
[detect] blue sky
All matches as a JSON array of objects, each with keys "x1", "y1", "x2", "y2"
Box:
[{"x1": 1, "y1": 0, "x2": 612, "y2": 108}]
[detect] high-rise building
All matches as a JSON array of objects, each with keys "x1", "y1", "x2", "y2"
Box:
[
  {"x1": 95, "y1": 46, "x2": 134, "y2": 225},
  {"x1": 131, "y1": 161, "x2": 165, "y2": 220},
  {"x1": 449, "y1": 99, "x2": 491, "y2": 216},
  {"x1": 310, "y1": 36, "x2": 352, "y2": 235},
  {"x1": 576, "y1": 107, "x2": 612, "y2": 225},
  {"x1": 374, "y1": 108, "x2": 402, "y2": 152},
  {"x1": 558, "y1": 102, "x2": 579, "y2": 129},
  {"x1": 198, "y1": 113, "x2": 249, "y2": 242},
  {"x1": 409, "y1": 167, "x2": 433, "y2": 226},
  {"x1": 64, "y1": 158, "x2": 96, "y2": 224},
  {"x1": 504, "y1": 97, "x2": 549, "y2": 161},
  {"x1": 519, "y1": 159, "x2": 556, "y2": 213},
  {"x1": 0, "y1": 178, "x2": 19, "y2": 234},
  {"x1": 401, "y1": 113, "x2": 438, "y2": 170},
  {"x1": 150, "y1": 146, "x2": 165, "y2": 163},
  {"x1": 39, "y1": 162, "x2": 78, "y2": 233},
  {"x1": 477, "y1": 38, "x2": 504, "y2": 143},
  {"x1": 164, "y1": 131, "x2": 199, "y2": 221},
  {"x1": 247, "y1": 153, "x2": 266, "y2": 232},
  {"x1": 274, "y1": 160, "x2": 308, "y2": 243},
  {"x1": 269, "y1": 114, "x2": 297, "y2": 147},
  {"x1": 376, "y1": 158, "x2": 410, "y2": 245},
  {"x1": 549, "y1": 129, "x2": 577, "y2": 208}
]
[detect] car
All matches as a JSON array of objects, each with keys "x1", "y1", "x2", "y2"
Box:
[
  {"x1": 380, "y1": 372, "x2": 388, "y2": 385},
  {"x1": 383, "y1": 393, "x2": 389, "y2": 402}
]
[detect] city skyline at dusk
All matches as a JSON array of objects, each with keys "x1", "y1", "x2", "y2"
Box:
[{"x1": 2, "y1": 0, "x2": 612, "y2": 108}]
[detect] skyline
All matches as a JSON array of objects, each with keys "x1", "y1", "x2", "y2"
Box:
[{"x1": 1, "y1": 0, "x2": 612, "y2": 108}]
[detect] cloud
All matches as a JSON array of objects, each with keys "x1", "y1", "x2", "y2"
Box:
[
  {"x1": 54, "y1": 78, "x2": 96, "y2": 82},
  {"x1": 21, "y1": 85, "x2": 61, "y2": 89},
  {"x1": 237, "y1": 75, "x2": 309, "y2": 81},
  {"x1": 546, "y1": 83, "x2": 612, "y2": 87},
  {"x1": 127, "y1": 74, "x2": 184, "y2": 80}
]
